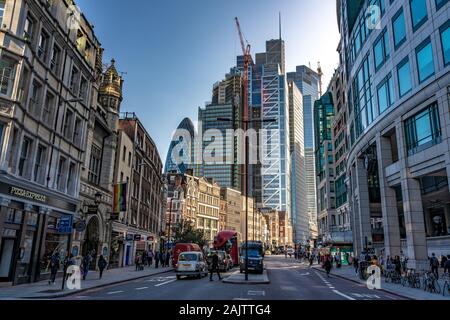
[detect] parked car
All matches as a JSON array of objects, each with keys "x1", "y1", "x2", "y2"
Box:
[
  {"x1": 175, "y1": 251, "x2": 208, "y2": 279},
  {"x1": 172, "y1": 243, "x2": 202, "y2": 267},
  {"x1": 206, "y1": 250, "x2": 228, "y2": 272}
]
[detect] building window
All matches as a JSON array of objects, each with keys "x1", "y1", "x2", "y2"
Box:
[
  {"x1": 0, "y1": 1, "x2": 5, "y2": 27},
  {"x1": 373, "y1": 28, "x2": 390, "y2": 70},
  {"x1": 416, "y1": 38, "x2": 434, "y2": 83},
  {"x1": 73, "y1": 117, "x2": 82, "y2": 146},
  {"x1": 404, "y1": 103, "x2": 441, "y2": 156},
  {"x1": 57, "y1": 156, "x2": 67, "y2": 191},
  {"x1": 351, "y1": 56, "x2": 373, "y2": 137},
  {"x1": 397, "y1": 57, "x2": 412, "y2": 97},
  {"x1": 377, "y1": 74, "x2": 395, "y2": 114},
  {"x1": 440, "y1": 21, "x2": 450, "y2": 67},
  {"x1": 79, "y1": 76, "x2": 88, "y2": 100},
  {"x1": 28, "y1": 80, "x2": 42, "y2": 117},
  {"x1": 392, "y1": 8, "x2": 406, "y2": 49},
  {"x1": 435, "y1": 0, "x2": 449, "y2": 10},
  {"x1": 63, "y1": 109, "x2": 74, "y2": 140},
  {"x1": 0, "y1": 57, "x2": 16, "y2": 96},
  {"x1": 69, "y1": 66, "x2": 79, "y2": 94},
  {"x1": 128, "y1": 151, "x2": 131, "y2": 166},
  {"x1": 50, "y1": 44, "x2": 61, "y2": 75},
  {"x1": 410, "y1": 0, "x2": 428, "y2": 31},
  {"x1": 37, "y1": 29, "x2": 49, "y2": 61},
  {"x1": 33, "y1": 144, "x2": 46, "y2": 184},
  {"x1": 88, "y1": 145, "x2": 101, "y2": 185},
  {"x1": 23, "y1": 15, "x2": 35, "y2": 41},
  {"x1": 42, "y1": 91, "x2": 55, "y2": 126},
  {"x1": 18, "y1": 137, "x2": 32, "y2": 177},
  {"x1": 0, "y1": 123, "x2": 3, "y2": 152},
  {"x1": 122, "y1": 146, "x2": 126, "y2": 162},
  {"x1": 67, "y1": 162, "x2": 76, "y2": 195}
]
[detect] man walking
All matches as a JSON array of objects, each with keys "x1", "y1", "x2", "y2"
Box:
[
  {"x1": 48, "y1": 252, "x2": 60, "y2": 285},
  {"x1": 155, "y1": 250, "x2": 160, "y2": 268},
  {"x1": 430, "y1": 253, "x2": 440, "y2": 279},
  {"x1": 209, "y1": 252, "x2": 222, "y2": 281},
  {"x1": 324, "y1": 255, "x2": 332, "y2": 278},
  {"x1": 81, "y1": 253, "x2": 91, "y2": 280},
  {"x1": 165, "y1": 250, "x2": 171, "y2": 268},
  {"x1": 98, "y1": 255, "x2": 108, "y2": 279},
  {"x1": 148, "y1": 250, "x2": 153, "y2": 267}
]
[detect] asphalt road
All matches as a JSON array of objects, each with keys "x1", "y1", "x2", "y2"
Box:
[{"x1": 60, "y1": 255, "x2": 406, "y2": 300}]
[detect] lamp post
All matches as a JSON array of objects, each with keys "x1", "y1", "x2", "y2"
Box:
[{"x1": 217, "y1": 117, "x2": 276, "y2": 281}]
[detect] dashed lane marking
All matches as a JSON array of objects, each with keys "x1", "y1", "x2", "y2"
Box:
[
  {"x1": 247, "y1": 290, "x2": 265, "y2": 296},
  {"x1": 135, "y1": 287, "x2": 148, "y2": 290},
  {"x1": 332, "y1": 290, "x2": 356, "y2": 300},
  {"x1": 106, "y1": 291, "x2": 124, "y2": 295},
  {"x1": 154, "y1": 279, "x2": 177, "y2": 287}
]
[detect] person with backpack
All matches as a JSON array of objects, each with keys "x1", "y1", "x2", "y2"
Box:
[
  {"x1": 98, "y1": 255, "x2": 108, "y2": 279},
  {"x1": 430, "y1": 253, "x2": 440, "y2": 279}
]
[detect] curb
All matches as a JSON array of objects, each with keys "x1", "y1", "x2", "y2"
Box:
[
  {"x1": 20, "y1": 269, "x2": 174, "y2": 300},
  {"x1": 311, "y1": 266, "x2": 413, "y2": 300}
]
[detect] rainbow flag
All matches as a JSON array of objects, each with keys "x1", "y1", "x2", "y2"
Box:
[{"x1": 113, "y1": 183, "x2": 127, "y2": 213}]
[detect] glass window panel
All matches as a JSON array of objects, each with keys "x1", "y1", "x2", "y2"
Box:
[
  {"x1": 398, "y1": 59, "x2": 412, "y2": 96},
  {"x1": 416, "y1": 41, "x2": 434, "y2": 83},
  {"x1": 410, "y1": 0, "x2": 428, "y2": 30},
  {"x1": 441, "y1": 23, "x2": 450, "y2": 66},
  {"x1": 378, "y1": 83, "x2": 388, "y2": 114},
  {"x1": 393, "y1": 10, "x2": 406, "y2": 48}
]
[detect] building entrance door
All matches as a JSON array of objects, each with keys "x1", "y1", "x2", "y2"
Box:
[
  {"x1": 0, "y1": 239, "x2": 15, "y2": 281},
  {"x1": 83, "y1": 217, "x2": 100, "y2": 270}
]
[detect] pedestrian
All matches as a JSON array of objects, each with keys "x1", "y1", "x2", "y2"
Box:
[
  {"x1": 135, "y1": 253, "x2": 141, "y2": 271},
  {"x1": 317, "y1": 253, "x2": 321, "y2": 265},
  {"x1": 48, "y1": 252, "x2": 60, "y2": 285},
  {"x1": 148, "y1": 250, "x2": 153, "y2": 267},
  {"x1": 440, "y1": 254, "x2": 448, "y2": 269},
  {"x1": 98, "y1": 255, "x2": 108, "y2": 279},
  {"x1": 430, "y1": 253, "x2": 440, "y2": 279},
  {"x1": 142, "y1": 250, "x2": 148, "y2": 268},
  {"x1": 324, "y1": 255, "x2": 332, "y2": 278},
  {"x1": 155, "y1": 251, "x2": 160, "y2": 268},
  {"x1": 444, "y1": 255, "x2": 450, "y2": 274},
  {"x1": 82, "y1": 253, "x2": 91, "y2": 280},
  {"x1": 165, "y1": 250, "x2": 171, "y2": 267},
  {"x1": 159, "y1": 251, "x2": 164, "y2": 267},
  {"x1": 354, "y1": 257, "x2": 359, "y2": 275},
  {"x1": 394, "y1": 256, "x2": 401, "y2": 275},
  {"x1": 309, "y1": 254, "x2": 314, "y2": 267},
  {"x1": 209, "y1": 252, "x2": 222, "y2": 281}
]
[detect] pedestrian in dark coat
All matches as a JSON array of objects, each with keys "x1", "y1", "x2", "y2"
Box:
[
  {"x1": 155, "y1": 251, "x2": 160, "y2": 268},
  {"x1": 98, "y1": 255, "x2": 108, "y2": 279},
  {"x1": 147, "y1": 250, "x2": 153, "y2": 267},
  {"x1": 81, "y1": 254, "x2": 91, "y2": 280},
  {"x1": 165, "y1": 251, "x2": 171, "y2": 267},
  {"x1": 159, "y1": 251, "x2": 164, "y2": 267},
  {"x1": 324, "y1": 255, "x2": 332, "y2": 278},
  {"x1": 444, "y1": 255, "x2": 450, "y2": 274},
  {"x1": 48, "y1": 252, "x2": 60, "y2": 285},
  {"x1": 209, "y1": 252, "x2": 222, "y2": 281}
]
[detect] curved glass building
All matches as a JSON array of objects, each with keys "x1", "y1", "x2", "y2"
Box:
[
  {"x1": 338, "y1": 0, "x2": 450, "y2": 269},
  {"x1": 164, "y1": 117, "x2": 196, "y2": 174}
]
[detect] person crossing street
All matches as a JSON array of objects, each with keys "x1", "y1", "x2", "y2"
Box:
[{"x1": 209, "y1": 252, "x2": 222, "y2": 281}]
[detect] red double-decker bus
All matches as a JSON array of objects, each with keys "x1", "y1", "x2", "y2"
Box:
[{"x1": 213, "y1": 230, "x2": 240, "y2": 266}]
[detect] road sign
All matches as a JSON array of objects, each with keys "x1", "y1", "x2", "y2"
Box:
[{"x1": 58, "y1": 216, "x2": 73, "y2": 234}]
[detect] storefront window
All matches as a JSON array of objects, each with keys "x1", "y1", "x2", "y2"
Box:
[
  {"x1": 27, "y1": 212, "x2": 38, "y2": 226},
  {"x1": 5, "y1": 208, "x2": 23, "y2": 225},
  {"x1": 40, "y1": 232, "x2": 69, "y2": 273},
  {"x1": 15, "y1": 230, "x2": 36, "y2": 279},
  {"x1": 427, "y1": 208, "x2": 448, "y2": 237}
]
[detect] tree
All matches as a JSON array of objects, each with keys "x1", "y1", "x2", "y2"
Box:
[{"x1": 173, "y1": 219, "x2": 208, "y2": 248}]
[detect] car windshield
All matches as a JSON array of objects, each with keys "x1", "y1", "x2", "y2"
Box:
[
  {"x1": 179, "y1": 254, "x2": 198, "y2": 261},
  {"x1": 242, "y1": 249, "x2": 261, "y2": 258}
]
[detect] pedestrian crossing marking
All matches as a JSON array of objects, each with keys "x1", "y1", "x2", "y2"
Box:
[{"x1": 247, "y1": 290, "x2": 265, "y2": 296}]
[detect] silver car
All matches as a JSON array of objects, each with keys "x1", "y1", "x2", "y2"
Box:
[{"x1": 175, "y1": 252, "x2": 208, "y2": 279}]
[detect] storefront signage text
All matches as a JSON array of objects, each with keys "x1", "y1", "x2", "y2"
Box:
[{"x1": 9, "y1": 187, "x2": 47, "y2": 203}]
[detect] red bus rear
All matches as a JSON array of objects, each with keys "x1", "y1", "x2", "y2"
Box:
[{"x1": 213, "y1": 231, "x2": 240, "y2": 266}]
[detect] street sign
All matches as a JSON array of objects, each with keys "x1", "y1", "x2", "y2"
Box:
[{"x1": 58, "y1": 216, "x2": 73, "y2": 234}]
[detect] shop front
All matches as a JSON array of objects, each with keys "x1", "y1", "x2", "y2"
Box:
[{"x1": 0, "y1": 180, "x2": 77, "y2": 285}]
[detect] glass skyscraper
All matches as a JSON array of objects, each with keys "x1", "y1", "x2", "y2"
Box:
[{"x1": 164, "y1": 117, "x2": 196, "y2": 174}]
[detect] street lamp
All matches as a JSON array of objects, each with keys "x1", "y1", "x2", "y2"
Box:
[{"x1": 217, "y1": 116, "x2": 276, "y2": 281}]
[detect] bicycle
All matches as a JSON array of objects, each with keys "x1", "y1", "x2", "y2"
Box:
[
  {"x1": 422, "y1": 271, "x2": 441, "y2": 294},
  {"x1": 441, "y1": 273, "x2": 450, "y2": 297},
  {"x1": 401, "y1": 269, "x2": 421, "y2": 288}
]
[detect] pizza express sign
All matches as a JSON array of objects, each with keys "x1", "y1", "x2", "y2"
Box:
[{"x1": 9, "y1": 187, "x2": 47, "y2": 203}]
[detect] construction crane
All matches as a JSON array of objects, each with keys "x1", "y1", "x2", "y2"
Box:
[{"x1": 235, "y1": 17, "x2": 251, "y2": 123}]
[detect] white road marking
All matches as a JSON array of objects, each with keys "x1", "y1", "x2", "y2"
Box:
[
  {"x1": 233, "y1": 298, "x2": 252, "y2": 300},
  {"x1": 247, "y1": 290, "x2": 265, "y2": 296},
  {"x1": 135, "y1": 287, "x2": 148, "y2": 290},
  {"x1": 154, "y1": 279, "x2": 177, "y2": 287},
  {"x1": 107, "y1": 291, "x2": 124, "y2": 295},
  {"x1": 332, "y1": 290, "x2": 356, "y2": 300}
]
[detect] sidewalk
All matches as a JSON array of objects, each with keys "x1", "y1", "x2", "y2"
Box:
[
  {"x1": 311, "y1": 263, "x2": 450, "y2": 300},
  {"x1": 0, "y1": 265, "x2": 173, "y2": 300},
  {"x1": 222, "y1": 269, "x2": 270, "y2": 284}
]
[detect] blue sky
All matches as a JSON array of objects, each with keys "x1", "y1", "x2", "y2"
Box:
[{"x1": 76, "y1": 0, "x2": 340, "y2": 164}]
